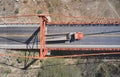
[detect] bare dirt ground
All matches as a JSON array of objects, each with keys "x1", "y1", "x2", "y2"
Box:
[
  {"x1": 0, "y1": 0, "x2": 120, "y2": 23},
  {"x1": 0, "y1": 0, "x2": 120, "y2": 77}
]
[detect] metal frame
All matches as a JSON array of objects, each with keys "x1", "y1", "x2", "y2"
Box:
[
  {"x1": 39, "y1": 15, "x2": 48, "y2": 59},
  {"x1": 0, "y1": 14, "x2": 119, "y2": 59}
]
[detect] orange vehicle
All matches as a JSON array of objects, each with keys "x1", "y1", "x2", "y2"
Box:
[
  {"x1": 74, "y1": 32, "x2": 83, "y2": 40},
  {"x1": 46, "y1": 32, "x2": 83, "y2": 43}
]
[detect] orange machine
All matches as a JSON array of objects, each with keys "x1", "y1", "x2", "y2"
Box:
[
  {"x1": 46, "y1": 32, "x2": 83, "y2": 43},
  {"x1": 0, "y1": 14, "x2": 119, "y2": 59},
  {"x1": 74, "y1": 32, "x2": 83, "y2": 40},
  {"x1": 39, "y1": 15, "x2": 84, "y2": 59}
]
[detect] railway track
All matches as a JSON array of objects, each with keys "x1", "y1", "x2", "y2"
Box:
[
  {"x1": 0, "y1": 22, "x2": 119, "y2": 59},
  {"x1": 0, "y1": 24, "x2": 120, "y2": 49},
  {"x1": 0, "y1": 13, "x2": 119, "y2": 59}
]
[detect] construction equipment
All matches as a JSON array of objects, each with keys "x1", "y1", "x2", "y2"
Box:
[
  {"x1": 0, "y1": 14, "x2": 119, "y2": 59},
  {"x1": 46, "y1": 32, "x2": 83, "y2": 43}
]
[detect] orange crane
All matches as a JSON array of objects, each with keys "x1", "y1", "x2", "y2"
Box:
[
  {"x1": 38, "y1": 15, "x2": 120, "y2": 59},
  {"x1": 39, "y1": 15, "x2": 83, "y2": 59},
  {"x1": 0, "y1": 14, "x2": 119, "y2": 59}
]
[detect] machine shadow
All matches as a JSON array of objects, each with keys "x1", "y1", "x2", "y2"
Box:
[
  {"x1": 50, "y1": 50, "x2": 120, "y2": 59},
  {"x1": 0, "y1": 27, "x2": 40, "y2": 70},
  {"x1": 85, "y1": 30, "x2": 120, "y2": 36},
  {"x1": 23, "y1": 27, "x2": 40, "y2": 70},
  {"x1": 0, "y1": 28, "x2": 120, "y2": 69}
]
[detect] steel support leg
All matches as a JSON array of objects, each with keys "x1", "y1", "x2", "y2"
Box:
[{"x1": 39, "y1": 16, "x2": 48, "y2": 59}]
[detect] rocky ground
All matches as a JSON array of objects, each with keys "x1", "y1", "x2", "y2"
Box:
[
  {"x1": 0, "y1": 50, "x2": 120, "y2": 77},
  {"x1": 0, "y1": 0, "x2": 120, "y2": 22},
  {"x1": 0, "y1": 0, "x2": 120, "y2": 77}
]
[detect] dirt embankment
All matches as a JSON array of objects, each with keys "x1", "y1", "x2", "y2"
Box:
[
  {"x1": 0, "y1": 0, "x2": 120, "y2": 77},
  {"x1": 0, "y1": 0, "x2": 120, "y2": 23}
]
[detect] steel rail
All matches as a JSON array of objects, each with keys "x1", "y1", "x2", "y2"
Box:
[
  {"x1": 0, "y1": 51, "x2": 119, "y2": 59},
  {"x1": 0, "y1": 14, "x2": 120, "y2": 24},
  {"x1": 0, "y1": 34, "x2": 120, "y2": 37},
  {"x1": 6, "y1": 48, "x2": 120, "y2": 51},
  {"x1": 0, "y1": 14, "x2": 120, "y2": 20},
  {"x1": 1, "y1": 21, "x2": 120, "y2": 25},
  {"x1": 0, "y1": 45, "x2": 120, "y2": 50},
  {"x1": 48, "y1": 21, "x2": 120, "y2": 25},
  {"x1": 47, "y1": 48, "x2": 120, "y2": 51},
  {"x1": 0, "y1": 14, "x2": 120, "y2": 59},
  {"x1": 47, "y1": 51, "x2": 120, "y2": 58}
]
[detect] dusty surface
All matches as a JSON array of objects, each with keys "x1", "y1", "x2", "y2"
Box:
[
  {"x1": 0, "y1": 0, "x2": 120, "y2": 22},
  {"x1": 0, "y1": 0, "x2": 120, "y2": 77}
]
